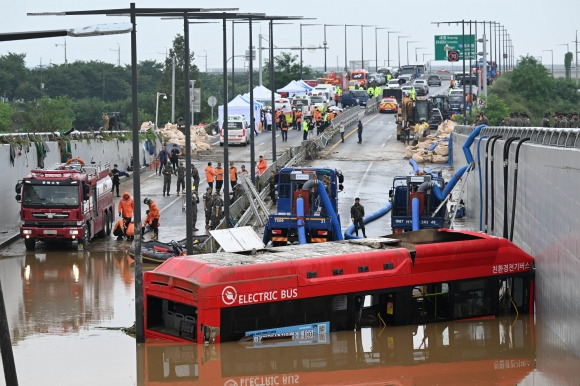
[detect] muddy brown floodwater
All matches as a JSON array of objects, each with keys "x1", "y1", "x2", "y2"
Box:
[{"x1": 1, "y1": 236, "x2": 579, "y2": 385}]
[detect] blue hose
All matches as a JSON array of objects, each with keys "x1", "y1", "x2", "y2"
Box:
[
  {"x1": 345, "y1": 202, "x2": 392, "y2": 239},
  {"x1": 296, "y1": 196, "x2": 307, "y2": 244},
  {"x1": 412, "y1": 197, "x2": 420, "y2": 231},
  {"x1": 477, "y1": 135, "x2": 488, "y2": 231},
  {"x1": 428, "y1": 138, "x2": 449, "y2": 151},
  {"x1": 409, "y1": 159, "x2": 419, "y2": 174},
  {"x1": 317, "y1": 180, "x2": 343, "y2": 241},
  {"x1": 462, "y1": 124, "x2": 485, "y2": 166},
  {"x1": 430, "y1": 165, "x2": 469, "y2": 201}
]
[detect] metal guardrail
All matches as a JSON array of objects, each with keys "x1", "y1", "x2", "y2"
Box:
[{"x1": 454, "y1": 125, "x2": 580, "y2": 149}]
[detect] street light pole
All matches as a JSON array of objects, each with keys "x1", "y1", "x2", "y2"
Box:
[
  {"x1": 345, "y1": 24, "x2": 357, "y2": 72},
  {"x1": 406, "y1": 40, "x2": 418, "y2": 65},
  {"x1": 323, "y1": 24, "x2": 341, "y2": 72},
  {"x1": 387, "y1": 31, "x2": 400, "y2": 68},
  {"x1": 155, "y1": 92, "x2": 167, "y2": 130},
  {"x1": 415, "y1": 47, "x2": 426, "y2": 62},
  {"x1": 397, "y1": 35, "x2": 410, "y2": 69},
  {"x1": 360, "y1": 25, "x2": 375, "y2": 70},
  {"x1": 375, "y1": 27, "x2": 388, "y2": 71},
  {"x1": 300, "y1": 23, "x2": 320, "y2": 78}
]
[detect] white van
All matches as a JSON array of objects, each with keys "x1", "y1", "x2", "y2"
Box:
[
  {"x1": 313, "y1": 84, "x2": 335, "y2": 104},
  {"x1": 292, "y1": 95, "x2": 313, "y2": 118},
  {"x1": 220, "y1": 115, "x2": 249, "y2": 147},
  {"x1": 275, "y1": 98, "x2": 294, "y2": 123}
]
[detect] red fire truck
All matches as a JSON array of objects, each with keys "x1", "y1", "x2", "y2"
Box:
[{"x1": 15, "y1": 158, "x2": 115, "y2": 250}]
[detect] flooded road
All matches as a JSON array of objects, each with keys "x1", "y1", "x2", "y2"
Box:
[{"x1": 1, "y1": 242, "x2": 579, "y2": 385}]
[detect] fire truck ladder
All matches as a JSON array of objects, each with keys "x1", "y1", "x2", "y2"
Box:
[{"x1": 238, "y1": 174, "x2": 269, "y2": 227}]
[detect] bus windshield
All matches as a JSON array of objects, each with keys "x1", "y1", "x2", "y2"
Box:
[{"x1": 22, "y1": 184, "x2": 80, "y2": 208}]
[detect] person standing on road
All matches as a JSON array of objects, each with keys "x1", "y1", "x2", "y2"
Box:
[
  {"x1": 350, "y1": 197, "x2": 367, "y2": 238},
  {"x1": 268, "y1": 171, "x2": 277, "y2": 204},
  {"x1": 231, "y1": 184, "x2": 244, "y2": 204},
  {"x1": 176, "y1": 161, "x2": 185, "y2": 195},
  {"x1": 162, "y1": 163, "x2": 173, "y2": 196},
  {"x1": 192, "y1": 163, "x2": 200, "y2": 189},
  {"x1": 266, "y1": 110, "x2": 272, "y2": 131},
  {"x1": 240, "y1": 164, "x2": 249, "y2": 176},
  {"x1": 190, "y1": 188, "x2": 199, "y2": 232},
  {"x1": 214, "y1": 162, "x2": 224, "y2": 195},
  {"x1": 339, "y1": 121, "x2": 345, "y2": 143},
  {"x1": 281, "y1": 117, "x2": 288, "y2": 142},
  {"x1": 357, "y1": 120, "x2": 363, "y2": 144},
  {"x1": 229, "y1": 162, "x2": 238, "y2": 189},
  {"x1": 294, "y1": 109, "x2": 302, "y2": 130},
  {"x1": 169, "y1": 144, "x2": 180, "y2": 172},
  {"x1": 257, "y1": 155, "x2": 268, "y2": 176},
  {"x1": 157, "y1": 145, "x2": 169, "y2": 176},
  {"x1": 203, "y1": 187, "x2": 213, "y2": 229},
  {"x1": 210, "y1": 192, "x2": 224, "y2": 230},
  {"x1": 303, "y1": 118, "x2": 310, "y2": 140},
  {"x1": 204, "y1": 162, "x2": 215, "y2": 191},
  {"x1": 142, "y1": 198, "x2": 160, "y2": 240},
  {"x1": 111, "y1": 164, "x2": 121, "y2": 197},
  {"x1": 117, "y1": 192, "x2": 134, "y2": 238}
]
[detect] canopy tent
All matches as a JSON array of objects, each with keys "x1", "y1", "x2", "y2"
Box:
[
  {"x1": 243, "y1": 85, "x2": 280, "y2": 105},
  {"x1": 276, "y1": 80, "x2": 309, "y2": 96},
  {"x1": 297, "y1": 80, "x2": 314, "y2": 92},
  {"x1": 218, "y1": 94, "x2": 263, "y2": 132}
]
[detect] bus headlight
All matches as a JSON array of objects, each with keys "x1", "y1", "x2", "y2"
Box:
[
  {"x1": 70, "y1": 230, "x2": 79, "y2": 235},
  {"x1": 22, "y1": 230, "x2": 32, "y2": 235}
]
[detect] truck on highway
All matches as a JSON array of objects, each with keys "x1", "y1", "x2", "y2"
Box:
[
  {"x1": 429, "y1": 94, "x2": 451, "y2": 120},
  {"x1": 263, "y1": 167, "x2": 344, "y2": 246},
  {"x1": 396, "y1": 96, "x2": 432, "y2": 141},
  {"x1": 15, "y1": 158, "x2": 115, "y2": 250}
]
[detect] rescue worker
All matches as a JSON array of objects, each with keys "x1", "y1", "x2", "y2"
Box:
[
  {"x1": 111, "y1": 164, "x2": 121, "y2": 197},
  {"x1": 281, "y1": 116, "x2": 289, "y2": 142},
  {"x1": 374, "y1": 86, "x2": 381, "y2": 98},
  {"x1": 175, "y1": 161, "x2": 185, "y2": 195},
  {"x1": 231, "y1": 184, "x2": 244, "y2": 204},
  {"x1": 268, "y1": 171, "x2": 277, "y2": 204},
  {"x1": 367, "y1": 85, "x2": 374, "y2": 97},
  {"x1": 117, "y1": 192, "x2": 134, "y2": 235},
  {"x1": 214, "y1": 162, "x2": 224, "y2": 195},
  {"x1": 303, "y1": 118, "x2": 310, "y2": 140},
  {"x1": 275, "y1": 109, "x2": 282, "y2": 130},
  {"x1": 294, "y1": 108, "x2": 302, "y2": 130},
  {"x1": 210, "y1": 192, "x2": 224, "y2": 230},
  {"x1": 521, "y1": 113, "x2": 531, "y2": 127},
  {"x1": 257, "y1": 155, "x2": 268, "y2": 176},
  {"x1": 191, "y1": 187, "x2": 199, "y2": 231},
  {"x1": 192, "y1": 163, "x2": 200, "y2": 189},
  {"x1": 409, "y1": 86, "x2": 416, "y2": 101},
  {"x1": 514, "y1": 112, "x2": 523, "y2": 127},
  {"x1": 203, "y1": 187, "x2": 213, "y2": 229},
  {"x1": 157, "y1": 145, "x2": 169, "y2": 176},
  {"x1": 386, "y1": 73, "x2": 392, "y2": 83},
  {"x1": 542, "y1": 112, "x2": 551, "y2": 127},
  {"x1": 229, "y1": 162, "x2": 238, "y2": 189},
  {"x1": 142, "y1": 198, "x2": 160, "y2": 240},
  {"x1": 350, "y1": 197, "x2": 366, "y2": 238},
  {"x1": 572, "y1": 113, "x2": 580, "y2": 128},
  {"x1": 336, "y1": 86, "x2": 342, "y2": 107},
  {"x1": 162, "y1": 163, "x2": 173, "y2": 196},
  {"x1": 204, "y1": 162, "x2": 215, "y2": 191},
  {"x1": 113, "y1": 219, "x2": 126, "y2": 240}
]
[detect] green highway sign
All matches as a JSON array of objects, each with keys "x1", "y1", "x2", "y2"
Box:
[{"x1": 434, "y1": 35, "x2": 476, "y2": 61}]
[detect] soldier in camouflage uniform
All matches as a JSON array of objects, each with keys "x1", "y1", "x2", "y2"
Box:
[
  {"x1": 507, "y1": 112, "x2": 515, "y2": 126},
  {"x1": 203, "y1": 187, "x2": 213, "y2": 229},
  {"x1": 553, "y1": 113, "x2": 560, "y2": 128},
  {"x1": 350, "y1": 197, "x2": 366, "y2": 238},
  {"x1": 514, "y1": 112, "x2": 523, "y2": 127},
  {"x1": 176, "y1": 161, "x2": 185, "y2": 195},
  {"x1": 542, "y1": 112, "x2": 551, "y2": 127},
  {"x1": 571, "y1": 113, "x2": 580, "y2": 128},
  {"x1": 162, "y1": 163, "x2": 173, "y2": 196},
  {"x1": 558, "y1": 113, "x2": 568, "y2": 128},
  {"x1": 210, "y1": 192, "x2": 224, "y2": 230},
  {"x1": 521, "y1": 113, "x2": 531, "y2": 127},
  {"x1": 191, "y1": 188, "x2": 199, "y2": 231}
]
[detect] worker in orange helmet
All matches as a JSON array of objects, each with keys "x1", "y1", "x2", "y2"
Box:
[
  {"x1": 257, "y1": 155, "x2": 268, "y2": 176},
  {"x1": 142, "y1": 198, "x2": 160, "y2": 241}
]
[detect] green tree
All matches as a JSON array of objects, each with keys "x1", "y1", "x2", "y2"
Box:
[
  {"x1": 483, "y1": 94, "x2": 509, "y2": 126},
  {"x1": 23, "y1": 96, "x2": 75, "y2": 132},
  {"x1": 0, "y1": 53, "x2": 28, "y2": 100},
  {"x1": 564, "y1": 52, "x2": 573, "y2": 80},
  {"x1": 0, "y1": 102, "x2": 14, "y2": 132},
  {"x1": 507, "y1": 56, "x2": 552, "y2": 106},
  {"x1": 263, "y1": 52, "x2": 314, "y2": 90}
]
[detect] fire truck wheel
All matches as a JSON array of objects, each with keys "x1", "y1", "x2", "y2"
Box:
[
  {"x1": 24, "y1": 238, "x2": 36, "y2": 251},
  {"x1": 105, "y1": 211, "x2": 111, "y2": 236},
  {"x1": 81, "y1": 224, "x2": 90, "y2": 249}
]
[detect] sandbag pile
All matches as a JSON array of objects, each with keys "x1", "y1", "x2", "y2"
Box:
[
  {"x1": 403, "y1": 120, "x2": 456, "y2": 164},
  {"x1": 158, "y1": 122, "x2": 214, "y2": 153}
]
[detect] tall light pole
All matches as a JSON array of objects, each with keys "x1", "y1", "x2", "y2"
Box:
[
  {"x1": 55, "y1": 38, "x2": 67, "y2": 66},
  {"x1": 406, "y1": 40, "x2": 418, "y2": 65},
  {"x1": 543, "y1": 49, "x2": 553, "y2": 76},
  {"x1": 375, "y1": 27, "x2": 389, "y2": 71},
  {"x1": 345, "y1": 24, "x2": 357, "y2": 72},
  {"x1": 323, "y1": 24, "x2": 341, "y2": 72},
  {"x1": 360, "y1": 24, "x2": 375, "y2": 70},
  {"x1": 300, "y1": 23, "x2": 320, "y2": 78},
  {"x1": 397, "y1": 35, "x2": 410, "y2": 69},
  {"x1": 155, "y1": 92, "x2": 167, "y2": 130},
  {"x1": 415, "y1": 47, "x2": 426, "y2": 62},
  {"x1": 110, "y1": 42, "x2": 120, "y2": 66},
  {"x1": 387, "y1": 31, "x2": 400, "y2": 67}
]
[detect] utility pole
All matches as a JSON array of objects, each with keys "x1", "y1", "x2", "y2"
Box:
[
  {"x1": 55, "y1": 38, "x2": 67, "y2": 67},
  {"x1": 110, "y1": 43, "x2": 120, "y2": 66}
]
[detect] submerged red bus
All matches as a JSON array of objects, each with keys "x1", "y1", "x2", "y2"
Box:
[{"x1": 143, "y1": 228, "x2": 534, "y2": 344}]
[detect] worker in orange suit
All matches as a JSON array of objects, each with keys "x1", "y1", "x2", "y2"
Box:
[
  {"x1": 214, "y1": 162, "x2": 224, "y2": 195},
  {"x1": 204, "y1": 161, "x2": 215, "y2": 191},
  {"x1": 117, "y1": 191, "x2": 134, "y2": 231},
  {"x1": 257, "y1": 155, "x2": 268, "y2": 175},
  {"x1": 142, "y1": 198, "x2": 160, "y2": 241}
]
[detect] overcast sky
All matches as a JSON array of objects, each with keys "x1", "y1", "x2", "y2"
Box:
[{"x1": 2, "y1": 0, "x2": 578, "y2": 71}]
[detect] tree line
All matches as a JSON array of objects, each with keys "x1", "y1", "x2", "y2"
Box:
[{"x1": 0, "y1": 34, "x2": 315, "y2": 133}]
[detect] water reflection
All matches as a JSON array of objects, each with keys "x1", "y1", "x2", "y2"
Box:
[{"x1": 141, "y1": 317, "x2": 535, "y2": 385}]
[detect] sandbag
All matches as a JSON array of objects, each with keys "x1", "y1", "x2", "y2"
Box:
[
  {"x1": 434, "y1": 143, "x2": 449, "y2": 156},
  {"x1": 432, "y1": 154, "x2": 448, "y2": 164}
]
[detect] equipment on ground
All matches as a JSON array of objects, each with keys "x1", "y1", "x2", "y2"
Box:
[
  {"x1": 262, "y1": 168, "x2": 344, "y2": 246},
  {"x1": 396, "y1": 96, "x2": 432, "y2": 141},
  {"x1": 15, "y1": 159, "x2": 115, "y2": 250}
]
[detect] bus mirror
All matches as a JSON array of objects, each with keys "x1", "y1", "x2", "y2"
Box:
[
  {"x1": 15, "y1": 194, "x2": 21, "y2": 202},
  {"x1": 15, "y1": 181, "x2": 22, "y2": 194},
  {"x1": 389, "y1": 189, "x2": 394, "y2": 198}
]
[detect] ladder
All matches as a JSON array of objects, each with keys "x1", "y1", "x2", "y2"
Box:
[{"x1": 238, "y1": 174, "x2": 269, "y2": 227}]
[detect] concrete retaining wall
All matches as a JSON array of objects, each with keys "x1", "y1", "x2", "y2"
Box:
[
  {"x1": 453, "y1": 126, "x2": 580, "y2": 358},
  {"x1": 0, "y1": 135, "x2": 161, "y2": 234}
]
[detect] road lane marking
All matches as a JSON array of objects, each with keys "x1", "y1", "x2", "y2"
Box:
[
  {"x1": 354, "y1": 162, "x2": 373, "y2": 199},
  {"x1": 328, "y1": 113, "x2": 382, "y2": 152}
]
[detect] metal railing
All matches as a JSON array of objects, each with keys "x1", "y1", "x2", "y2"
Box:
[{"x1": 454, "y1": 125, "x2": 580, "y2": 149}]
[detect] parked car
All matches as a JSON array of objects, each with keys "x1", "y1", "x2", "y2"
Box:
[
  {"x1": 413, "y1": 79, "x2": 429, "y2": 96},
  {"x1": 429, "y1": 108, "x2": 443, "y2": 130},
  {"x1": 379, "y1": 97, "x2": 398, "y2": 113},
  {"x1": 220, "y1": 115, "x2": 249, "y2": 147},
  {"x1": 387, "y1": 79, "x2": 402, "y2": 89},
  {"x1": 340, "y1": 90, "x2": 370, "y2": 107},
  {"x1": 427, "y1": 75, "x2": 442, "y2": 86}
]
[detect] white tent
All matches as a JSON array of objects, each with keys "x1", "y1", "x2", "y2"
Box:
[
  {"x1": 276, "y1": 80, "x2": 308, "y2": 96},
  {"x1": 218, "y1": 94, "x2": 263, "y2": 132},
  {"x1": 243, "y1": 85, "x2": 280, "y2": 105},
  {"x1": 297, "y1": 80, "x2": 314, "y2": 92}
]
